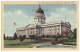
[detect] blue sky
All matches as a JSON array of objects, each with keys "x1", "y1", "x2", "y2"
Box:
[{"x1": 4, "y1": 4, "x2": 76, "y2": 36}]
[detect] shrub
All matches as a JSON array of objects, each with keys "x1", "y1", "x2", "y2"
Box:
[{"x1": 19, "y1": 35, "x2": 26, "y2": 42}]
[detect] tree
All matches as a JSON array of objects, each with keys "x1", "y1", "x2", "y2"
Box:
[
  {"x1": 4, "y1": 34, "x2": 5, "y2": 40},
  {"x1": 67, "y1": 32, "x2": 73, "y2": 42},
  {"x1": 72, "y1": 28, "x2": 77, "y2": 42},
  {"x1": 67, "y1": 28, "x2": 77, "y2": 42},
  {"x1": 19, "y1": 35, "x2": 26, "y2": 42},
  {"x1": 73, "y1": 28, "x2": 77, "y2": 39},
  {"x1": 13, "y1": 32, "x2": 17, "y2": 40}
]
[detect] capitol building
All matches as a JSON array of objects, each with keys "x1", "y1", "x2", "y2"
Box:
[{"x1": 16, "y1": 5, "x2": 71, "y2": 38}]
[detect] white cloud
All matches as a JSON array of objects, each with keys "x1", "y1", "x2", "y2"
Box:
[
  {"x1": 12, "y1": 10, "x2": 34, "y2": 27},
  {"x1": 15, "y1": 10, "x2": 23, "y2": 15},
  {"x1": 46, "y1": 7, "x2": 76, "y2": 30},
  {"x1": 4, "y1": 9, "x2": 34, "y2": 36},
  {"x1": 14, "y1": 10, "x2": 28, "y2": 17},
  {"x1": 55, "y1": 7, "x2": 68, "y2": 13}
]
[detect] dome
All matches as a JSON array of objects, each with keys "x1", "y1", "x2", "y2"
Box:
[{"x1": 36, "y1": 5, "x2": 44, "y2": 14}]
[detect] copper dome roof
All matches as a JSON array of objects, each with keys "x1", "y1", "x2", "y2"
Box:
[{"x1": 36, "y1": 5, "x2": 44, "y2": 14}]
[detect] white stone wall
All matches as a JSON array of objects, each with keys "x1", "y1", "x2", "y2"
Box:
[
  {"x1": 16, "y1": 30, "x2": 26, "y2": 37},
  {"x1": 16, "y1": 22, "x2": 71, "y2": 37}
]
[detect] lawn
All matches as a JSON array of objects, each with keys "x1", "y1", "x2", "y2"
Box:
[
  {"x1": 4, "y1": 39, "x2": 34, "y2": 48},
  {"x1": 4, "y1": 39, "x2": 76, "y2": 48}
]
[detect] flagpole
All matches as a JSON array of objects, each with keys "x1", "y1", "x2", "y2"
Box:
[{"x1": 13, "y1": 22, "x2": 17, "y2": 33}]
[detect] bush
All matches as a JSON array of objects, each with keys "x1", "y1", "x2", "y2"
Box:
[{"x1": 19, "y1": 35, "x2": 26, "y2": 42}]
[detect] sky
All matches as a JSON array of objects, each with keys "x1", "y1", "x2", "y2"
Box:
[{"x1": 4, "y1": 4, "x2": 76, "y2": 36}]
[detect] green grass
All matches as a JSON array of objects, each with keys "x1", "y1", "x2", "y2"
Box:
[
  {"x1": 4, "y1": 39, "x2": 34, "y2": 48},
  {"x1": 64, "y1": 42, "x2": 76, "y2": 45},
  {"x1": 4, "y1": 39, "x2": 76, "y2": 48},
  {"x1": 4, "y1": 40, "x2": 18, "y2": 45}
]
